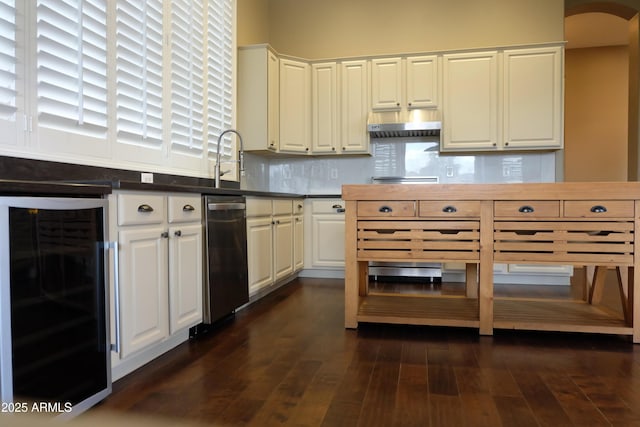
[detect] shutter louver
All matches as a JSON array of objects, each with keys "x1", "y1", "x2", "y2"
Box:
[
  {"x1": 36, "y1": 0, "x2": 107, "y2": 137},
  {"x1": 207, "y1": 0, "x2": 233, "y2": 159},
  {"x1": 0, "y1": 0, "x2": 16, "y2": 121},
  {"x1": 170, "y1": 0, "x2": 204, "y2": 157},
  {"x1": 116, "y1": 0, "x2": 163, "y2": 149}
]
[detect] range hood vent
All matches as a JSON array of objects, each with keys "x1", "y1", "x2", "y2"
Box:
[{"x1": 367, "y1": 109, "x2": 441, "y2": 138}]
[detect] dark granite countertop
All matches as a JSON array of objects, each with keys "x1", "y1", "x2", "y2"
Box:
[{"x1": 0, "y1": 179, "x2": 112, "y2": 197}]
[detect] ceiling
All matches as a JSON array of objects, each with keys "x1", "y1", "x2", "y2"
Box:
[{"x1": 565, "y1": 12, "x2": 630, "y2": 49}]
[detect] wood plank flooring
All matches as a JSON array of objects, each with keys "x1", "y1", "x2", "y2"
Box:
[{"x1": 90, "y1": 277, "x2": 640, "y2": 426}]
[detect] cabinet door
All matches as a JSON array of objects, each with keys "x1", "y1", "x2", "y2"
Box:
[
  {"x1": 311, "y1": 62, "x2": 339, "y2": 153},
  {"x1": 294, "y1": 214, "x2": 304, "y2": 271},
  {"x1": 503, "y1": 46, "x2": 563, "y2": 149},
  {"x1": 442, "y1": 51, "x2": 498, "y2": 151},
  {"x1": 267, "y1": 50, "x2": 280, "y2": 151},
  {"x1": 312, "y1": 214, "x2": 345, "y2": 267},
  {"x1": 118, "y1": 227, "x2": 169, "y2": 358},
  {"x1": 406, "y1": 55, "x2": 439, "y2": 109},
  {"x1": 279, "y1": 58, "x2": 310, "y2": 153},
  {"x1": 246, "y1": 216, "x2": 274, "y2": 295},
  {"x1": 273, "y1": 215, "x2": 294, "y2": 280},
  {"x1": 340, "y1": 60, "x2": 370, "y2": 153},
  {"x1": 371, "y1": 57, "x2": 402, "y2": 110},
  {"x1": 168, "y1": 223, "x2": 203, "y2": 334}
]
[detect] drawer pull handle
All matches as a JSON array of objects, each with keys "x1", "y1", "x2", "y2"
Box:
[
  {"x1": 518, "y1": 205, "x2": 534, "y2": 213},
  {"x1": 332, "y1": 204, "x2": 343, "y2": 209},
  {"x1": 590, "y1": 205, "x2": 607, "y2": 213},
  {"x1": 183, "y1": 204, "x2": 195, "y2": 212},
  {"x1": 138, "y1": 204, "x2": 154, "y2": 213},
  {"x1": 442, "y1": 205, "x2": 457, "y2": 213},
  {"x1": 379, "y1": 206, "x2": 393, "y2": 213},
  {"x1": 336, "y1": 208, "x2": 345, "y2": 213}
]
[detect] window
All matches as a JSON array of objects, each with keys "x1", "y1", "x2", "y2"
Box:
[{"x1": 0, "y1": 0, "x2": 16, "y2": 122}]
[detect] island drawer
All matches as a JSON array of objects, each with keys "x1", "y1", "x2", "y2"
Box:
[
  {"x1": 494, "y1": 201, "x2": 560, "y2": 218},
  {"x1": 357, "y1": 201, "x2": 416, "y2": 217},
  {"x1": 563, "y1": 200, "x2": 634, "y2": 218},
  {"x1": 419, "y1": 200, "x2": 481, "y2": 218}
]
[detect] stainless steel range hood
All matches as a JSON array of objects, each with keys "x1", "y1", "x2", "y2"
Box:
[{"x1": 367, "y1": 109, "x2": 441, "y2": 138}]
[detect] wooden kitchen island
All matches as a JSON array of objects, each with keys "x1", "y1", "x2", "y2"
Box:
[{"x1": 342, "y1": 182, "x2": 640, "y2": 343}]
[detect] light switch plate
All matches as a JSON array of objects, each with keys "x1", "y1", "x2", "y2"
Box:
[{"x1": 141, "y1": 172, "x2": 154, "y2": 183}]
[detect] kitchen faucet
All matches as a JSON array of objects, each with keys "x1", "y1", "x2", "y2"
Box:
[{"x1": 215, "y1": 129, "x2": 245, "y2": 188}]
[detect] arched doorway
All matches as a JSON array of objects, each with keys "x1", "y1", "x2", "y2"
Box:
[{"x1": 564, "y1": 1, "x2": 640, "y2": 181}]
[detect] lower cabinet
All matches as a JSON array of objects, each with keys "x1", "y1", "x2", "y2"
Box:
[
  {"x1": 304, "y1": 199, "x2": 346, "y2": 270},
  {"x1": 246, "y1": 197, "x2": 303, "y2": 297},
  {"x1": 109, "y1": 191, "x2": 203, "y2": 380}
]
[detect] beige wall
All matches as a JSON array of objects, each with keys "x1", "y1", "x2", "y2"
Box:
[
  {"x1": 564, "y1": 46, "x2": 629, "y2": 182},
  {"x1": 238, "y1": 0, "x2": 564, "y2": 58}
]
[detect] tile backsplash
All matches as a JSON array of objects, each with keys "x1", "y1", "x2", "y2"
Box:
[{"x1": 242, "y1": 138, "x2": 558, "y2": 194}]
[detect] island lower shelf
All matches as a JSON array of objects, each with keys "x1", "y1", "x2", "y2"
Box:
[{"x1": 357, "y1": 294, "x2": 632, "y2": 336}]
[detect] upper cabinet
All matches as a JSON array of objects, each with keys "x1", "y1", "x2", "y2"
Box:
[
  {"x1": 371, "y1": 56, "x2": 439, "y2": 111},
  {"x1": 442, "y1": 51, "x2": 499, "y2": 151},
  {"x1": 503, "y1": 46, "x2": 563, "y2": 150},
  {"x1": 441, "y1": 45, "x2": 563, "y2": 152},
  {"x1": 279, "y1": 58, "x2": 311, "y2": 153},
  {"x1": 239, "y1": 43, "x2": 563, "y2": 157},
  {"x1": 238, "y1": 46, "x2": 280, "y2": 152}
]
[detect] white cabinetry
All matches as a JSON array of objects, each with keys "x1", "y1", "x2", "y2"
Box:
[
  {"x1": 304, "y1": 199, "x2": 346, "y2": 271},
  {"x1": 371, "y1": 56, "x2": 439, "y2": 111},
  {"x1": 311, "y1": 62, "x2": 339, "y2": 153},
  {"x1": 442, "y1": 51, "x2": 499, "y2": 151},
  {"x1": 246, "y1": 197, "x2": 301, "y2": 297},
  {"x1": 279, "y1": 58, "x2": 311, "y2": 153},
  {"x1": 340, "y1": 60, "x2": 370, "y2": 154},
  {"x1": 442, "y1": 45, "x2": 563, "y2": 152},
  {"x1": 238, "y1": 45, "x2": 279, "y2": 152},
  {"x1": 371, "y1": 57, "x2": 402, "y2": 110},
  {"x1": 110, "y1": 191, "x2": 203, "y2": 380},
  {"x1": 293, "y1": 200, "x2": 305, "y2": 271},
  {"x1": 503, "y1": 46, "x2": 563, "y2": 149}
]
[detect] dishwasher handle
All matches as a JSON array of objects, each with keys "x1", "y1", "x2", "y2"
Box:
[{"x1": 208, "y1": 202, "x2": 246, "y2": 211}]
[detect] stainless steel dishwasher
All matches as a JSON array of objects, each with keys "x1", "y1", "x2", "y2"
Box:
[{"x1": 202, "y1": 195, "x2": 249, "y2": 324}]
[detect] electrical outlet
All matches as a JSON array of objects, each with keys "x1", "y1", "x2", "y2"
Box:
[
  {"x1": 446, "y1": 166, "x2": 454, "y2": 177},
  {"x1": 330, "y1": 168, "x2": 338, "y2": 179},
  {"x1": 141, "y1": 172, "x2": 154, "y2": 183}
]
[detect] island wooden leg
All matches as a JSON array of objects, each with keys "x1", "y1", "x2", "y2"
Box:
[
  {"x1": 344, "y1": 200, "x2": 358, "y2": 329},
  {"x1": 479, "y1": 200, "x2": 494, "y2": 335},
  {"x1": 465, "y1": 263, "x2": 478, "y2": 298}
]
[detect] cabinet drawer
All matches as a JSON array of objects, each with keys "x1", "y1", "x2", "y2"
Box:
[
  {"x1": 273, "y1": 199, "x2": 293, "y2": 216},
  {"x1": 118, "y1": 193, "x2": 165, "y2": 226},
  {"x1": 246, "y1": 198, "x2": 272, "y2": 217},
  {"x1": 311, "y1": 199, "x2": 345, "y2": 214},
  {"x1": 563, "y1": 200, "x2": 634, "y2": 218},
  {"x1": 357, "y1": 201, "x2": 415, "y2": 217},
  {"x1": 494, "y1": 201, "x2": 559, "y2": 218},
  {"x1": 419, "y1": 200, "x2": 480, "y2": 218},
  {"x1": 168, "y1": 195, "x2": 202, "y2": 223}
]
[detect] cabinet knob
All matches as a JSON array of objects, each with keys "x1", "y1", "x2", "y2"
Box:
[
  {"x1": 306, "y1": 147, "x2": 309, "y2": 151},
  {"x1": 174, "y1": 230, "x2": 182, "y2": 237},
  {"x1": 161, "y1": 231, "x2": 169, "y2": 238},
  {"x1": 408, "y1": 102, "x2": 412, "y2": 107},
  {"x1": 138, "y1": 204, "x2": 154, "y2": 213},
  {"x1": 183, "y1": 204, "x2": 195, "y2": 212},
  {"x1": 505, "y1": 142, "x2": 509, "y2": 146},
  {"x1": 396, "y1": 102, "x2": 400, "y2": 106}
]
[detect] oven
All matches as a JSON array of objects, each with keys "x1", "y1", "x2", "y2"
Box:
[{"x1": 369, "y1": 176, "x2": 442, "y2": 283}]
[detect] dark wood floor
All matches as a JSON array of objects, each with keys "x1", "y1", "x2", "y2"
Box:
[{"x1": 91, "y1": 277, "x2": 640, "y2": 427}]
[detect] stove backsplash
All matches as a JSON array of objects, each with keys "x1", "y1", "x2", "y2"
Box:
[{"x1": 242, "y1": 139, "x2": 558, "y2": 194}]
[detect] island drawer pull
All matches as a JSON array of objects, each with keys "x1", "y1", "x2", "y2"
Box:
[
  {"x1": 590, "y1": 205, "x2": 607, "y2": 213},
  {"x1": 137, "y1": 204, "x2": 154, "y2": 213},
  {"x1": 442, "y1": 205, "x2": 457, "y2": 213},
  {"x1": 379, "y1": 206, "x2": 393, "y2": 213},
  {"x1": 518, "y1": 205, "x2": 534, "y2": 213},
  {"x1": 332, "y1": 204, "x2": 343, "y2": 209}
]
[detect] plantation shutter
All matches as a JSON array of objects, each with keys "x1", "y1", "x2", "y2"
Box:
[
  {"x1": 115, "y1": 0, "x2": 163, "y2": 150},
  {"x1": 36, "y1": 0, "x2": 107, "y2": 138},
  {"x1": 206, "y1": 0, "x2": 233, "y2": 159},
  {"x1": 169, "y1": 0, "x2": 205, "y2": 157},
  {"x1": 0, "y1": 0, "x2": 16, "y2": 122}
]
